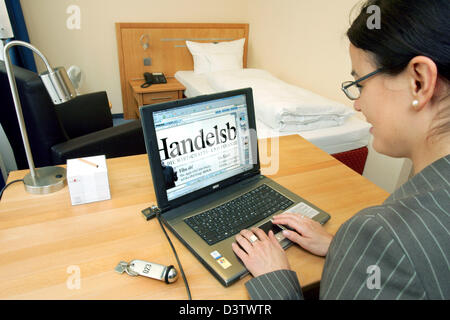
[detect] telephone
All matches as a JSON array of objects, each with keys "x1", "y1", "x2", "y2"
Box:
[{"x1": 141, "y1": 72, "x2": 167, "y2": 88}]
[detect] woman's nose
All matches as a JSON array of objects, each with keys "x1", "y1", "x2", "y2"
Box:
[{"x1": 353, "y1": 99, "x2": 362, "y2": 112}]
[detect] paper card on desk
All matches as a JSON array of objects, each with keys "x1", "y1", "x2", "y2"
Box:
[{"x1": 67, "y1": 155, "x2": 111, "y2": 205}]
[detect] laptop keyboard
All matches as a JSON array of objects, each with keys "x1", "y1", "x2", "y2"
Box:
[{"x1": 184, "y1": 184, "x2": 294, "y2": 245}]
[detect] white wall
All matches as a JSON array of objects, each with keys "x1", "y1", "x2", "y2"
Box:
[{"x1": 246, "y1": 0, "x2": 358, "y2": 105}]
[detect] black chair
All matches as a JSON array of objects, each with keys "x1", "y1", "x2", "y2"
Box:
[{"x1": 0, "y1": 61, "x2": 147, "y2": 170}]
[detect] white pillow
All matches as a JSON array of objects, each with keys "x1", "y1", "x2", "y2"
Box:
[
  {"x1": 207, "y1": 53, "x2": 242, "y2": 72},
  {"x1": 186, "y1": 38, "x2": 245, "y2": 74}
]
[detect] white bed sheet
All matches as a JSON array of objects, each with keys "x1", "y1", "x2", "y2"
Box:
[
  {"x1": 175, "y1": 70, "x2": 371, "y2": 154},
  {"x1": 176, "y1": 70, "x2": 217, "y2": 97}
]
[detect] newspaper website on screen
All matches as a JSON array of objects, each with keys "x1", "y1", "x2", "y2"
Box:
[{"x1": 153, "y1": 94, "x2": 253, "y2": 201}]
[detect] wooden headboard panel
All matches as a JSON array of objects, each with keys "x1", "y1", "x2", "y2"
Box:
[{"x1": 116, "y1": 23, "x2": 249, "y2": 119}]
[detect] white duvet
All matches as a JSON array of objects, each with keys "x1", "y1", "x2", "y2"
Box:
[{"x1": 205, "y1": 69, "x2": 354, "y2": 131}]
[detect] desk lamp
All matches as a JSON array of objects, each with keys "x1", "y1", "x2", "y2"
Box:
[{"x1": 3, "y1": 40, "x2": 77, "y2": 194}]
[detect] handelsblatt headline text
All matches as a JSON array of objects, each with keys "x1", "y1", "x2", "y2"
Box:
[{"x1": 157, "y1": 115, "x2": 246, "y2": 188}]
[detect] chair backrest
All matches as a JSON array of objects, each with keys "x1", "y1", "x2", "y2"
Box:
[
  {"x1": 0, "y1": 61, "x2": 68, "y2": 170},
  {"x1": 55, "y1": 91, "x2": 113, "y2": 139}
]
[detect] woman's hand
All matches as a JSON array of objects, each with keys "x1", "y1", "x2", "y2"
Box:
[
  {"x1": 271, "y1": 213, "x2": 333, "y2": 257},
  {"x1": 232, "y1": 227, "x2": 291, "y2": 277}
]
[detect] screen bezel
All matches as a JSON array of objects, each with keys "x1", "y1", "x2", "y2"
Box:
[{"x1": 139, "y1": 87, "x2": 260, "y2": 212}]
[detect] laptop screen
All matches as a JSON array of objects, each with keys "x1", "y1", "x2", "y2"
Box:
[
  {"x1": 153, "y1": 93, "x2": 254, "y2": 201},
  {"x1": 140, "y1": 88, "x2": 259, "y2": 211}
]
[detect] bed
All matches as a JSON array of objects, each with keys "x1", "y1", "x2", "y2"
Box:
[{"x1": 115, "y1": 23, "x2": 370, "y2": 174}]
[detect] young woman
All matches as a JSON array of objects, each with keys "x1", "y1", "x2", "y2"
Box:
[{"x1": 232, "y1": 0, "x2": 450, "y2": 300}]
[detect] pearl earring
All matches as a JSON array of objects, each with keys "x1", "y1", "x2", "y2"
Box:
[{"x1": 412, "y1": 100, "x2": 419, "y2": 108}]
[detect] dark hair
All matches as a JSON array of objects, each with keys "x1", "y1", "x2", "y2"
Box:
[{"x1": 347, "y1": 0, "x2": 450, "y2": 81}]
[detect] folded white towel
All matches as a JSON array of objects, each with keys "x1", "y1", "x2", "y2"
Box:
[{"x1": 206, "y1": 69, "x2": 354, "y2": 131}]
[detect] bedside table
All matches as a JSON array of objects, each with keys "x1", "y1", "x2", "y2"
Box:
[{"x1": 129, "y1": 77, "x2": 185, "y2": 118}]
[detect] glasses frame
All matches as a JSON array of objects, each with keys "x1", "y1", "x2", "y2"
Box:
[{"x1": 341, "y1": 68, "x2": 384, "y2": 100}]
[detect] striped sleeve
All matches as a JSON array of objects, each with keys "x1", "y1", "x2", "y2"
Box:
[
  {"x1": 320, "y1": 211, "x2": 426, "y2": 299},
  {"x1": 245, "y1": 270, "x2": 304, "y2": 300}
]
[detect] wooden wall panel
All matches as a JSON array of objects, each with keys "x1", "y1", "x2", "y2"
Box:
[{"x1": 116, "y1": 23, "x2": 249, "y2": 119}]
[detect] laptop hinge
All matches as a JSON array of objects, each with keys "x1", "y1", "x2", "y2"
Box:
[{"x1": 238, "y1": 169, "x2": 261, "y2": 182}]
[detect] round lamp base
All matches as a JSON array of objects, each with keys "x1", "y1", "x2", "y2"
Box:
[{"x1": 23, "y1": 166, "x2": 67, "y2": 195}]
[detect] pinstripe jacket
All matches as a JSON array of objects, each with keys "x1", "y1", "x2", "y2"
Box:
[{"x1": 245, "y1": 155, "x2": 450, "y2": 300}]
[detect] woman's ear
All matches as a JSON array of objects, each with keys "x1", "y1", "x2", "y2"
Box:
[{"x1": 408, "y1": 56, "x2": 438, "y2": 110}]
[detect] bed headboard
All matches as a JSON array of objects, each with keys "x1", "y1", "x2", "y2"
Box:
[{"x1": 116, "y1": 22, "x2": 249, "y2": 118}]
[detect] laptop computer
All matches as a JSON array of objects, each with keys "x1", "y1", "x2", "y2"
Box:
[{"x1": 140, "y1": 88, "x2": 330, "y2": 287}]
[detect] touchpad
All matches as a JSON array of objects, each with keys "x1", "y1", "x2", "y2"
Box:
[
  {"x1": 259, "y1": 220, "x2": 283, "y2": 234},
  {"x1": 257, "y1": 220, "x2": 290, "y2": 246}
]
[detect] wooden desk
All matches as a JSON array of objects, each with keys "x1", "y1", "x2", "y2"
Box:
[
  {"x1": 0, "y1": 135, "x2": 388, "y2": 299},
  {"x1": 129, "y1": 77, "x2": 185, "y2": 118}
]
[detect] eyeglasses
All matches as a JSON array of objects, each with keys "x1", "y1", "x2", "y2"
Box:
[{"x1": 341, "y1": 68, "x2": 383, "y2": 100}]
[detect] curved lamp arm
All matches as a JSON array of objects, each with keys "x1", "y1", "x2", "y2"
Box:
[
  {"x1": 3, "y1": 41, "x2": 42, "y2": 179},
  {"x1": 4, "y1": 40, "x2": 53, "y2": 71},
  {"x1": 3, "y1": 40, "x2": 75, "y2": 193}
]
